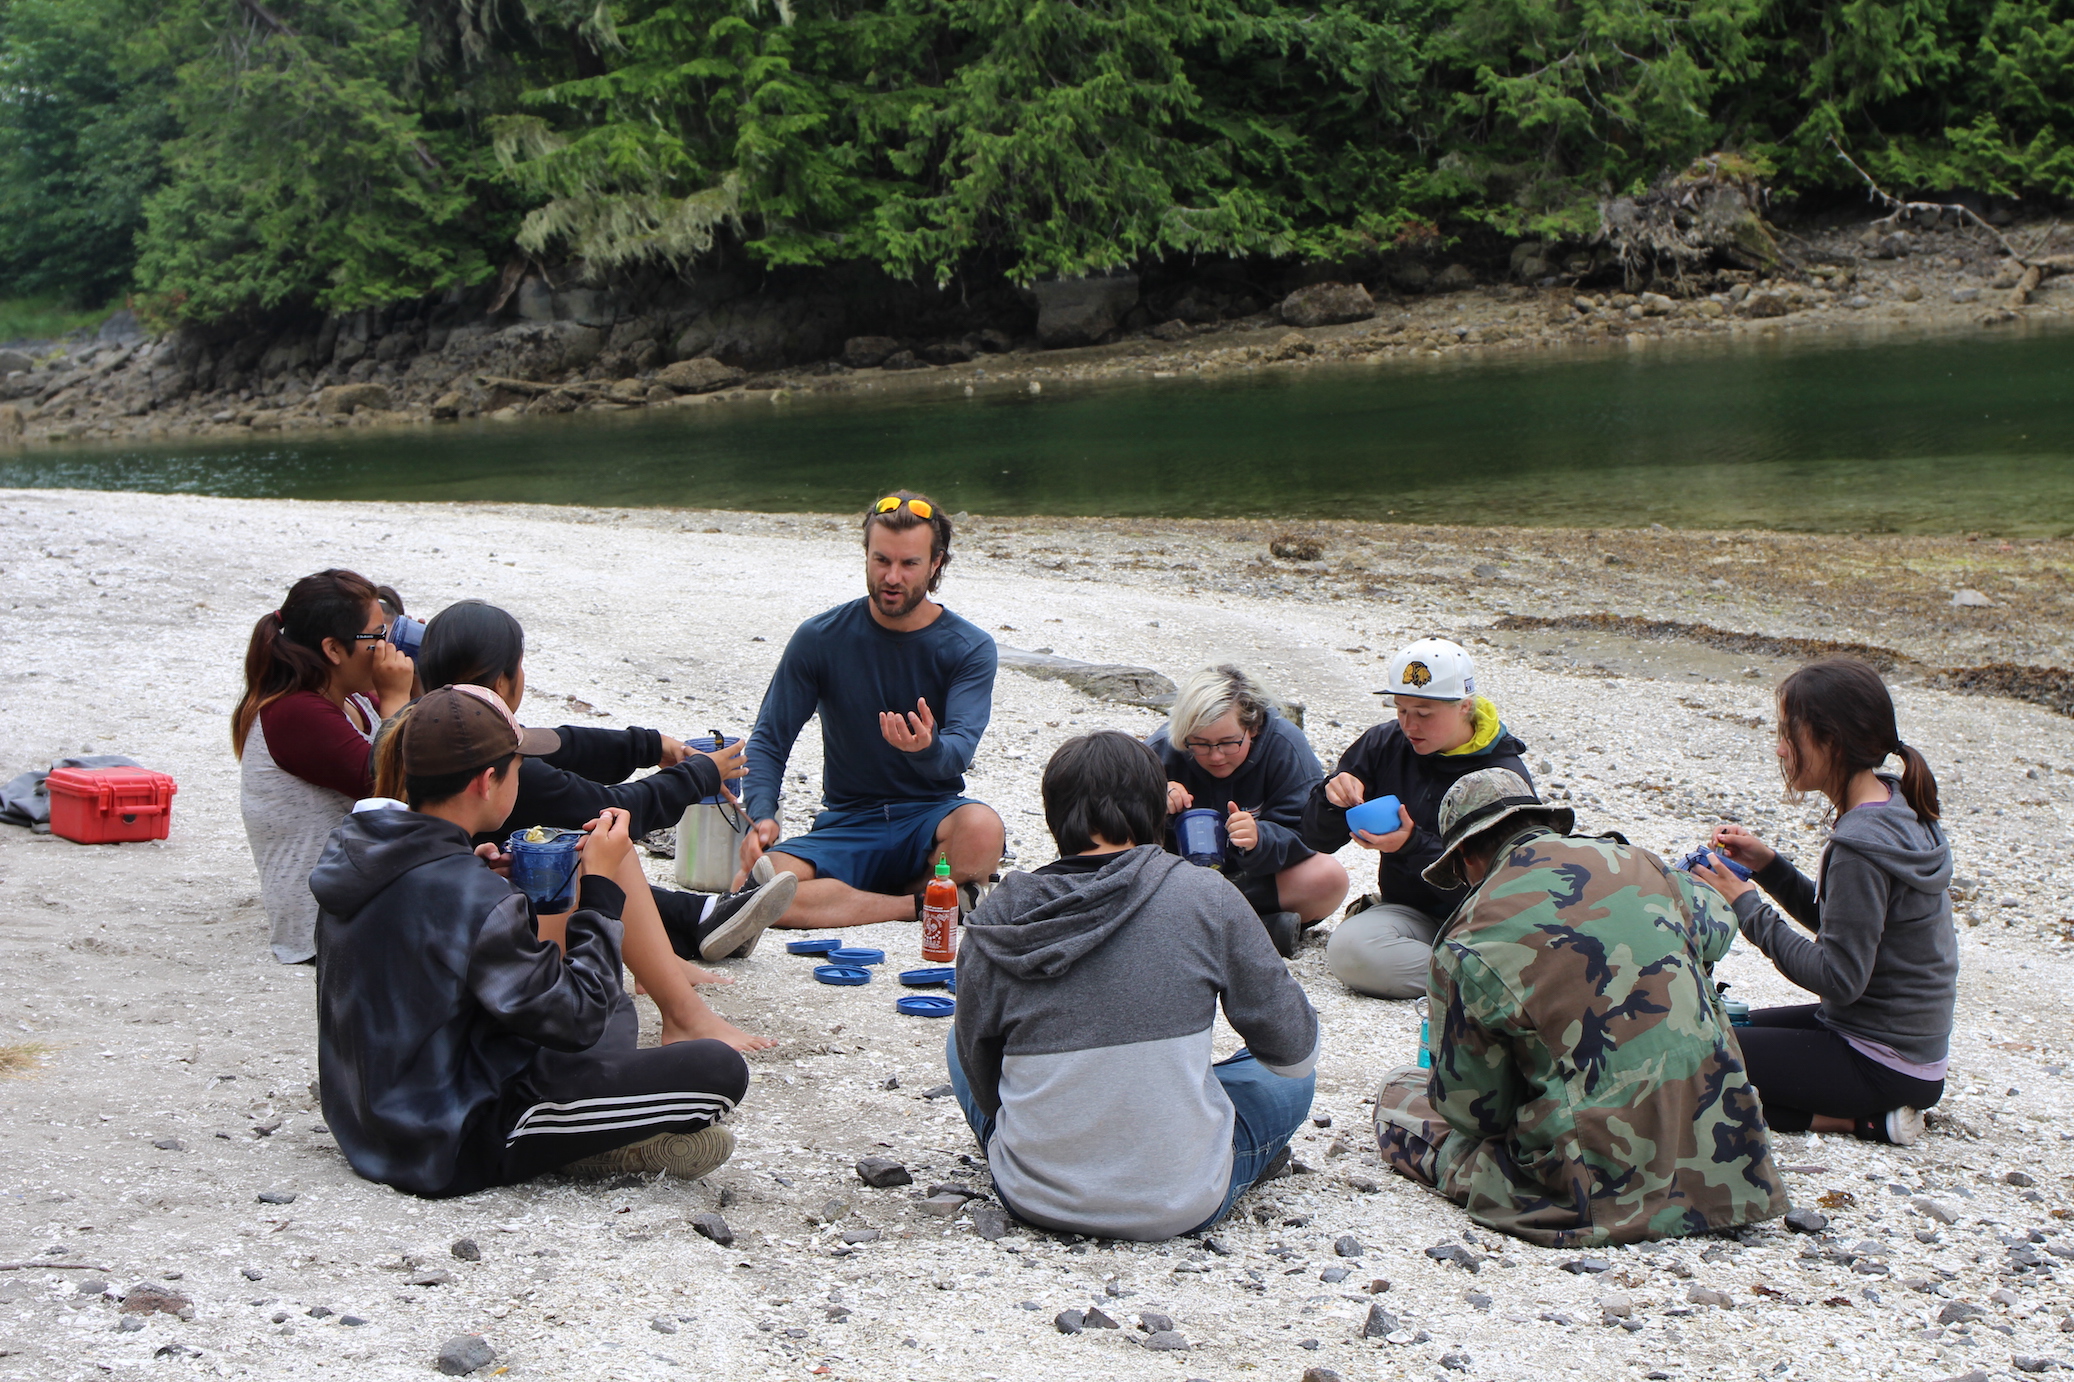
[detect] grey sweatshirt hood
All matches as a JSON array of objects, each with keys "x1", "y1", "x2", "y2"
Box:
[
  {"x1": 1828, "y1": 779, "x2": 1951, "y2": 895},
  {"x1": 309, "y1": 808, "x2": 474, "y2": 919},
  {"x1": 962, "y1": 846, "x2": 1187, "y2": 981}
]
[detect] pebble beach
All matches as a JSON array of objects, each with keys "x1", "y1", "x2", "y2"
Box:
[{"x1": 2, "y1": 491, "x2": 2072, "y2": 1382}]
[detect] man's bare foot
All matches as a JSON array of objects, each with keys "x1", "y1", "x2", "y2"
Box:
[{"x1": 662, "y1": 1012, "x2": 776, "y2": 1053}]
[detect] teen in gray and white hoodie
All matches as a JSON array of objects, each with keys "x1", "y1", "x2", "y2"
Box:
[
  {"x1": 949, "y1": 731, "x2": 1320, "y2": 1241},
  {"x1": 1691, "y1": 658, "x2": 1955, "y2": 1146}
]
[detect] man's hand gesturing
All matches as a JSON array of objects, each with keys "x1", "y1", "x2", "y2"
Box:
[{"x1": 879, "y1": 697, "x2": 936, "y2": 753}]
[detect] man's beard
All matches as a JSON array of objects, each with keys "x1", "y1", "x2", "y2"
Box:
[{"x1": 870, "y1": 580, "x2": 926, "y2": 619}]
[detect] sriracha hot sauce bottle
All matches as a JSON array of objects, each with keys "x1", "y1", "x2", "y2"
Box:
[{"x1": 921, "y1": 856, "x2": 958, "y2": 962}]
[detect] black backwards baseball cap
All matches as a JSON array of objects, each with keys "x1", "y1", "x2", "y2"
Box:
[{"x1": 400, "y1": 685, "x2": 561, "y2": 776}]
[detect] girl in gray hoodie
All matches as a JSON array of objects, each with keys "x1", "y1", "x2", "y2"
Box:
[{"x1": 1692, "y1": 658, "x2": 1954, "y2": 1146}]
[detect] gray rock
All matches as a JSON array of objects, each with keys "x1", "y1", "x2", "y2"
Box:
[
  {"x1": 1950, "y1": 589, "x2": 1994, "y2": 608},
  {"x1": 1334, "y1": 1235, "x2": 1364, "y2": 1258},
  {"x1": 1054, "y1": 1308, "x2": 1084, "y2": 1334},
  {"x1": 1687, "y1": 1286, "x2": 1734, "y2": 1308},
  {"x1": 119, "y1": 1284, "x2": 191, "y2": 1317},
  {"x1": 1279, "y1": 282, "x2": 1376, "y2": 329},
  {"x1": 814, "y1": 1198, "x2": 851, "y2": 1223},
  {"x1": 0, "y1": 349, "x2": 35, "y2": 375},
  {"x1": 1441, "y1": 1353, "x2": 1473, "y2": 1373},
  {"x1": 1938, "y1": 1301, "x2": 1987, "y2": 1325},
  {"x1": 1361, "y1": 1302, "x2": 1399, "y2": 1338},
  {"x1": 879, "y1": 350, "x2": 928, "y2": 370},
  {"x1": 1082, "y1": 1306, "x2": 1119, "y2": 1329},
  {"x1": 1302, "y1": 1371, "x2": 1346, "y2": 1382},
  {"x1": 1466, "y1": 1292, "x2": 1492, "y2": 1310},
  {"x1": 1433, "y1": 264, "x2": 1476, "y2": 292},
  {"x1": 240, "y1": 1268, "x2": 263, "y2": 1281},
  {"x1": 436, "y1": 1334, "x2": 497, "y2": 1376},
  {"x1": 2011, "y1": 1359, "x2": 2063, "y2": 1374},
  {"x1": 405, "y1": 1269, "x2": 455, "y2": 1287},
  {"x1": 1914, "y1": 1195, "x2": 1962, "y2": 1223},
  {"x1": 451, "y1": 1238, "x2": 480, "y2": 1261},
  {"x1": 77, "y1": 1279, "x2": 109, "y2": 1296},
  {"x1": 996, "y1": 646, "x2": 1177, "y2": 709},
  {"x1": 314, "y1": 384, "x2": 388, "y2": 417},
  {"x1": 1560, "y1": 1257, "x2": 1611, "y2": 1274},
  {"x1": 1033, "y1": 274, "x2": 1140, "y2": 348},
  {"x1": 1387, "y1": 259, "x2": 1432, "y2": 292},
  {"x1": 1783, "y1": 1207, "x2": 1829, "y2": 1234},
  {"x1": 842, "y1": 336, "x2": 901, "y2": 369},
  {"x1": 924, "y1": 1183, "x2": 976, "y2": 1201},
  {"x1": 856, "y1": 1156, "x2": 913, "y2": 1188},
  {"x1": 1739, "y1": 292, "x2": 1789, "y2": 319},
  {"x1": 1320, "y1": 1267, "x2": 1350, "y2": 1283},
  {"x1": 515, "y1": 277, "x2": 554, "y2": 322},
  {"x1": 1600, "y1": 1292, "x2": 1633, "y2": 1319},
  {"x1": 1426, "y1": 1244, "x2": 1481, "y2": 1272},
  {"x1": 115, "y1": 1316, "x2": 144, "y2": 1332},
  {"x1": 690, "y1": 1213, "x2": 735, "y2": 1246},
  {"x1": 918, "y1": 1194, "x2": 970, "y2": 1217},
  {"x1": 654, "y1": 358, "x2": 745, "y2": 395},
  {"x1": 921, "y1": 1084, "x2": 955, "y2": 1100},
  {"x1": 651, "y1": 1315, "x2": 677, "y2": 1334},
  {"x1": 968, "y1": 1205, "x2": 1013, "y2": 1241},
  {"x1": 2005, "y1": 1170, "x2": 2037, "y2": 1187},
  {"x1": 1951, "y1": 286, "x2": 1982, "y2": 303},
  {"x1": 340, "y1": 1315, "x2": 367, "y2": 1326},
  {"x1": 839, "y1": 1229, "x2": 881, "y2": 1245},
  {"x1": 1138, "y1": 1312, "x2": 1175, "y2": 1333},
  {"x1": 1143, "y1": 1330, "x2": 1190, "y2": 1351}
]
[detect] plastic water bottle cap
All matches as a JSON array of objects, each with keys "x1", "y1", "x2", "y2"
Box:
[
  {"x1": 785, "y1": 938, "x2": 841, "y2": 955},
  {"x1": 812, "y1": 965, "x2": 872, "y2": 986},
  {"x1": 828, "y1": 947, "x2": 886, "y2": 966}
]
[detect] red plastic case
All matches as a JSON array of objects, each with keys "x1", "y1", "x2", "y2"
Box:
[{"x1": 45, "y1": 766, "x2": 178, "y2": 844}]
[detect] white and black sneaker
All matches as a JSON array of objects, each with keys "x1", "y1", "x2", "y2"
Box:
[
  {"x1": 1884, "y1": 1106, "x2": 1926, "y2": 1147},
  {"x1": 696, "y1": 872, "x2": 796, "y2": 961}
]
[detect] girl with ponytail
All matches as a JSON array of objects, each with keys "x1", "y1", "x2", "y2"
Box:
[
  {"x1": 236, "y1": 569, "x2": 414, "y2": 964},
  {"x1": 1691, "y1": 658, "x2": 1956, "y2": 1147}
]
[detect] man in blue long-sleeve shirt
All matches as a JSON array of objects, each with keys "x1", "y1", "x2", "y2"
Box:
[{"x1": 738, "y1": 492, "x2": 1004, "y2": 928}]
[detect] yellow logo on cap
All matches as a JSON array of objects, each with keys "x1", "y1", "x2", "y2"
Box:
[{"x1": 1402, "y1": 661, "x2": 1432, "y2": 688}]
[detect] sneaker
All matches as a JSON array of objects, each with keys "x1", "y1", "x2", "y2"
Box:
[
  {"x1": 1263, "y1": 910, "x2": 1302, "y2": 959},
  {"x1": 958, "y1": 880, "x2": 987, "y2": 916},
  {"x1": 562, "y1": 1125, "x2": 735, "y2": 1181},
  {"x1": 1884, "y1": 1106, "x2": 1926, "y2": 1147},
  {"x1": 696, "y1": 872, "x2": 797, "y2": 961}
]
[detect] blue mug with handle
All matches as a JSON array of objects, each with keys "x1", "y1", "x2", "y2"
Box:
[
  {"x1": 508, "y1": 828, "x2": 582, "y2": 911},
  {"x1": 1173, "y1": 808, "x2": 1228, "y2": 867}
]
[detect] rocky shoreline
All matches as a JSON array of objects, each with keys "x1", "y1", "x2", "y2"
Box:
[{"x1": 3, "y1": 212, "x2": 2070, "y2": 452}]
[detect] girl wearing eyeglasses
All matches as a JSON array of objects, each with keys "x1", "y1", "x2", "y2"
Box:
[
  {"x1": 1148, "y1": 665, "x2": 1349, "y2": 958},
  {"x1": 233, "y1": 568, "x2": 415, "y2": 964}
]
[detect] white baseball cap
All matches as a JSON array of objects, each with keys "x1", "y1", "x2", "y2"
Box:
[{"x1": 1381, "y1": 638, "x2": 1477, "y2": 701}]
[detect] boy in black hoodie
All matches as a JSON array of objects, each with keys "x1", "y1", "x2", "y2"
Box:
[{"x1": 310, "y1": 685, "x2": 750, "y2": 1197}]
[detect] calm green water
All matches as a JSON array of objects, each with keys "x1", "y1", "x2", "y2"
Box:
[{"x1": 8, "y1": 325, "x2": 2074, "y2": 533}]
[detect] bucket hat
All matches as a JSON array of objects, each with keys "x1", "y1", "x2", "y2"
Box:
[{"x1": 1421, "y1": 767, "x2": 1574, "y2": 889}]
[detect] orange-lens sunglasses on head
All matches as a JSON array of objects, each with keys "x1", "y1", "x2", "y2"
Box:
[{"x1": 874, "y1": 495, "x2": 933, "y2": 519}]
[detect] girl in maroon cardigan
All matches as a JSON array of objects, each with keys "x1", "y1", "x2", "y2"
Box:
[{"x1": 233, "y1": 569, "x2": 413, "y2": 963}]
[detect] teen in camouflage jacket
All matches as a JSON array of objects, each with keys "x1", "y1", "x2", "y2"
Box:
[{"x1": 1376, "y1": 823, "x2": 1787, "y2": 1246}]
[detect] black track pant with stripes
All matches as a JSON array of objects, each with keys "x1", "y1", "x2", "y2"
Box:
[{"x1": 484, "y1": 995, "x2": 750, "y2": 1185}]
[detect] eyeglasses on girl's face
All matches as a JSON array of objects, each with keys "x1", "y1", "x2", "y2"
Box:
[{"x1": 1183, "y1": 736, "x2": 1248, "y2": 758}]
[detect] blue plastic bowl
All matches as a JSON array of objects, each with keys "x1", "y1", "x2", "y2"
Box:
[
  {"x1": 899, "y1": 966, "x2": 956, "y2": 987},
  {"x1": 896, "y1": 994, "x2": 955, "y2": 1018},
  {"x1": 828, "y1": 947, "x2": 886, "y2": 966},
  {"x1": 813, "y1": 964, "x2": 872, "y2": 986},
  {"x1": 786, "y1": 937, "x2": 842, "y2": 955}
]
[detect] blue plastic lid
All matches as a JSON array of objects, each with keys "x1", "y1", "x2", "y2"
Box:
[
  {"x1": 899, "y1": 966, "x2": 956, "y2": 987},
  {"x1": 786, "y1": 937, "x2": 841, "y2": 955},
  {"x1": 813, "y1": 964, "x2": 872, "y2": 986},
  {"x1": 828, "y1": 947, "x2": 885, "y2": 966},
  {"x1": 681, "y1": 737, "x2": 745, "y2": 806},
  {"x1": 896, "y1": 994, "x2": 955, "y2": 1018}
]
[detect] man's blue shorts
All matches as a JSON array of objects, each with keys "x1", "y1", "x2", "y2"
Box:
[{"x1": 771, "y1": 797, "x2": 985, "y2": 896}]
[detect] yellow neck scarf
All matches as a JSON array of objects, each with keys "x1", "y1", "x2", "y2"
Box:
[{"x1": 1442, "y1": 695, "x2": 1502, "y2": 756}]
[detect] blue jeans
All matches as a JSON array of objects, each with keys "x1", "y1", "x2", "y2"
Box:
[{"x1": 942, "y1": 1031, "x2": 1315, "y2": 1235}]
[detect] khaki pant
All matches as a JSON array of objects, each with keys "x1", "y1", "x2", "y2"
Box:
[{"x1": 1325, "y1": 903, "x2": 1439, "y2": 999}]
